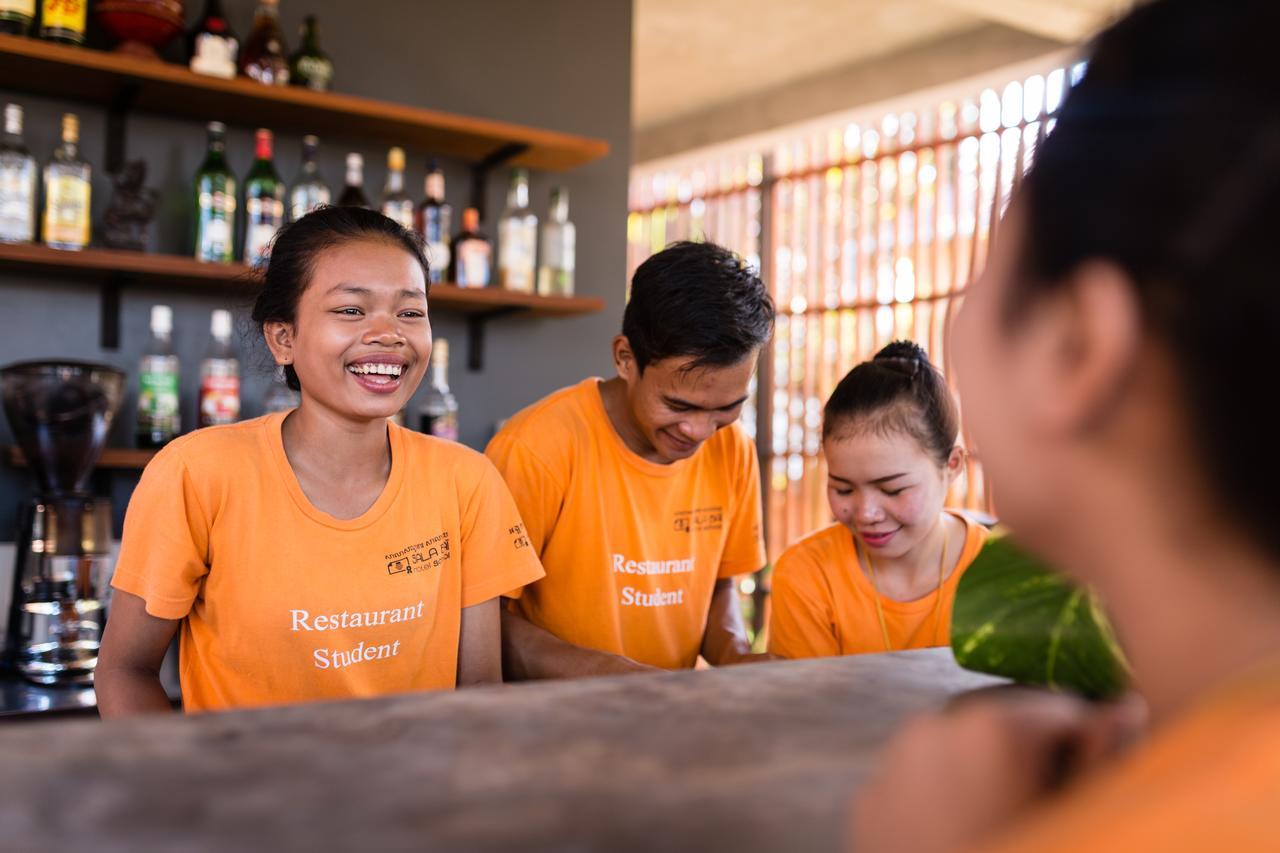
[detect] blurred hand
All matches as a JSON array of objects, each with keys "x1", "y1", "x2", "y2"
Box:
[{"x1": 853, "y1": 689, "x2": 1146, "y2": 853}]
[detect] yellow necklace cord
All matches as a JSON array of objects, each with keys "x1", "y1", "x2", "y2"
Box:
[{"x1": 857, "y1": 521, "x2": 949, "y2": 653}]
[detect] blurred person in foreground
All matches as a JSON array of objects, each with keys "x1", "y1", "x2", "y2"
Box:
[{"x1": 855, "y1": 0, "x2": 1280, "y2": 850}]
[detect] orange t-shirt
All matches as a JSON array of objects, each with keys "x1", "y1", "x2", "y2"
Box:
[
  {"x1": 111, "y1": 412, "x2": 544, "y2": 713},
  {"x1": 769, "y1": 511, "x2": 986, "y2": 658},
  {"x1": 983, "y1": 675, "x2": 1280, "y2": 852},
  {"x1": 484, "y1": 378, "x2": 767, "y2": 670}
]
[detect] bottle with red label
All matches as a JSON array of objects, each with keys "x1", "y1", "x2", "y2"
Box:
[{"x1": 199, "y1": 308, "x2": 240, "y2": 428}]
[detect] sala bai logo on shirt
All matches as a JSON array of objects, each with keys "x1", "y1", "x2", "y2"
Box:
[
  {"x1": 385, "y1": 532, "x2": 450, "y2": 576},
  {"x1": 612, "y1": 553, "x2": 693, "y2": 608}
]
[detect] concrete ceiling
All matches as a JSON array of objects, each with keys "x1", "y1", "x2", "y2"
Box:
[{"x1": 633, "y1": 0, "x2": 1136, "y2": 130}]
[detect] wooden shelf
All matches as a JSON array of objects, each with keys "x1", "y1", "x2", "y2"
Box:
[
  {"x1": 0, "y1": 242, "x2": 605, "y2": 315},
  {"x1": 6, "y1": 446, "x2": 156, "y2": 470},
  {"x1": 0, "y1": 242, "x2": 605, "y2": 368},
  {"x1": 0, "y1": 34, "x2": 609, "y2": 171}
]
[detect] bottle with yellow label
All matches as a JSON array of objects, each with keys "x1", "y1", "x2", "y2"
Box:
[
  {"x1": 39, "y1": 0, "x2": 87, "y2": 46},
  {"x1": 42, "y1": 113, "x2": 90, "y2": 251}
]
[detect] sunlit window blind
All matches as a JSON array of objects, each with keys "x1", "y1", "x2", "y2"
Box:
[{"x1": 628, "y1": 62, "x2": 1084, "y2": 566}]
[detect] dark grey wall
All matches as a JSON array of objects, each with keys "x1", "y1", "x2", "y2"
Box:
[{"x1": 0, "y1": 0, "x2": 632, "y2": 539}]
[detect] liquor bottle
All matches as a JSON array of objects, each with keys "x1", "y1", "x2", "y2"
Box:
[
  {"x1": 288, "y1": 14, "x2": 332, "y2": 92},
  {"x1": 42, "y1": 112, "x2": 90, "y2": 251},
  {"x1": 537, "y1": 187, "x2": 576, "y2": 297},
  {"x1": 0, "y1": 1, "x2": 34, "y2": 35},
  {"x1": 243, "y1": 128, "x2": 284, "y2": 266},
  {"x1": 38, "y1": 0, "x2": 85, "y2": 45},
  {"x1": 380, "y1": 147, "x2": 413, "y2": 229},
  {"x1": 188, "y1": 0, "x2": 238, "y2": 80},
  {"x1": 240, "y1": 0, "x2": 289, "y2": 86},
  {"x1": 497, "y1": 168, "x2": 537, "y2": 292},
  {"x1": 199, "y1": 309, "x2": 240, "y2": 428},
  {"x1": 414, "y1": 159, "x2": 451, "y2": 285},
  {"x1": 288, "y1": 134, "x2": 330, "y2": 221},
  {"x1": 337, "y1": 153, "x2": 370, "y2": 208},
  {"x1": 449, "y1": 207, "x2": 491, "y2": 287},
  {"x1": 262, "y1": 366, "x2": 300, "y2": 413},
  {"x1": 193, "y1": 121, "x2": 237, "y2": 263},
  {"x1": 418, "y1": 338, "x2": 459, "y2": 440},
  {"x1": 137, "y1": 305, "x2": 181, "y2": 449},
  {"x1": 0, "y1": 103, "x2": 37, "y2": 245}
]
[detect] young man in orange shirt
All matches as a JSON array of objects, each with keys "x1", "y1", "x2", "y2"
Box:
[{"x1": 486, "y1": 241, "x2": 776, "y2": 678}]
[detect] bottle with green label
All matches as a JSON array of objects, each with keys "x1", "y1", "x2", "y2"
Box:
[
  {"x1": 0, "y1": 0, "x2": 35, "y2": 36},
  {"x1": 194, "y1": 121, "x2": 237, "y2": 263},
  {"x1": 289, "y1": 15, "x2": 333, "y2": 92},
  {"x1": 243, "y1": 127, "x2": 284, "y2": 266},
  {"x1": 137, "y1": 304, "x2": 181, "y2": 449}
]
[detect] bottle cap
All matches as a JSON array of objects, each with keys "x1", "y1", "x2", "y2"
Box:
[
  {"x1": 346, "y1": 152, "x2": 363, "y2": 170},
  {"x1": 61, "y1": 113, "x2": 79, "y2": 144},
  {"x1": 432, "y1": 338, "x2": 449, "y2": 362},
  {"x1": 211, "y1": 309, "x2": 233, "y2": 338},
  {"x1": 255, "y1": 128, "x2": 273, "y2": 159},
  {"x1": 151, "y1": 305, "x2": 173, "y2": 335},
  {"x1": 5, "y1": 103, "x2": 23, "y2": 135},
  {"x1": 388, "y1": 146, "x2": 405, "y2": 172},
  {"x1": 462, "y1": 207, "x2": 480, "y2": 231},
  {"x1": 302, "y1": 134, "x2": 319, "y2": 149}
]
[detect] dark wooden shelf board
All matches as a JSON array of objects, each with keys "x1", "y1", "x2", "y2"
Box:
[
  {"x1": 0, "y1": 34, "x2": 609, "y2": 171},
  {"x1": 6, "y1": 446, "x2": 156, "y2": 470}
]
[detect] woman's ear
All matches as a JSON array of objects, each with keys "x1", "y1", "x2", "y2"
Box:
[
  {"x1": 943, "y1": 445, "x2": 966, "y2": 486},
  {"x1": 263, "y1": 321, "x2": 296, "y2": 367}
]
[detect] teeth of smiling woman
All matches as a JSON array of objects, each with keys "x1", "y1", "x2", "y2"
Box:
[{"x1": 348, "y1": 363, "x2": 403, "y2": 377}]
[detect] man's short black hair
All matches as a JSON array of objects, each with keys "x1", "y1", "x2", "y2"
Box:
[{"x1": 623, "y1": 241, "x2": 775, "y2": 373}]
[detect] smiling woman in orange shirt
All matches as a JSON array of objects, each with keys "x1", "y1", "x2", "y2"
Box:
[
  {"x1": 95, "y1": 207, "x2": 544, "y2": 715},
  {"x1": 769, "y1": 341, "x2": 987, "y2": 660}
]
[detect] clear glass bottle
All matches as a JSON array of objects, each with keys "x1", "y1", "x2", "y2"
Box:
[
  {"x1": 289, "y1": 134, "x2": 330, "y2": 221},
  {"x1": 449, "y1": 207, "x2": 491, "y2": 287},
  {"x1": 137, "y1": 305, "x2": 181, "y2": 449},
  {"x1": 337, "y1": 152, "x2": 370, "y2": 208},
  {"x1": 262, "y1": 365, "x2": 300, "y2": 413},
  {"x1": 199, "y1": 309, "x2": 240, "y2": 428},
  {"x1": 0, "y1": 1, "x2": 34, "y2": 36},
  {"x1": 380, "y1": 146, "x2": 414, "y2": 229},
  {"x1": 288, "y1": 14, "x2": 332, "y2": 92},
  {"x1": 0, "y1": 103, "x2": 37, "y2": 245},
  {"x1": 537, "y1": 187, "x2": 576, "y2": 297},
  {"x1": 418, "y1": 338, "x2": 459, "y2": 441},
  {"x1": 38, "y1": 0, "x2": 85, "y2": 45},
  {"x1": 194, "y1": 121, "x2": 237, "y2": 263},
  {"x1": 240, "y1": 0, "x2": 289, "y2": 85},
  {"x1": 497, "y1": 168, "x2": 537, "y2": 292},
  {"x1": 188, "y1": 0, "x2": 238, "y2": 79},
  {"x1": 243, "y1": 128, "x2": 284, "y2": 266},
  {"x1": 42, "y1": 112, "x2": 90, "y2": 251},
  {"x1": 414, "y1": 159, "x2": 451, "y2": 285}
]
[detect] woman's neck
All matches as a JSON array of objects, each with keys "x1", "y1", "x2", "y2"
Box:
[{"x1": 281, "y1": 400, "x2": 391, "y2": 485}]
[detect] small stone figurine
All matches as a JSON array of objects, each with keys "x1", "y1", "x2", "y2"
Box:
[{"x1": 102, "y1": 160, "x2": 159, "y2": 251}]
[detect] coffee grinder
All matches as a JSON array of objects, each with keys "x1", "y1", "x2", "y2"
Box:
[{"x1": 1, "y1": 360, "x2": 125, "y2": 685}]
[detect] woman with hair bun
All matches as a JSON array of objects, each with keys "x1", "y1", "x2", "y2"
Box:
[{"x1": 769, "y1": 340, "x2": 987, "y2": 659}]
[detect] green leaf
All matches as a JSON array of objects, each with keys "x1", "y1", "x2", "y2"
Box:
[{"x1": 950, "y1": 535, "x2": 1130, "y2": 699}]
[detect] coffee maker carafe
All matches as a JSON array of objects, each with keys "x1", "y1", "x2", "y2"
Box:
[{"x1": 1, "y1": 361, "x2": 125, "y2": 685}]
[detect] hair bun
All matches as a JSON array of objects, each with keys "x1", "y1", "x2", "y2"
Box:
[{"x1": 874, "y1": 340, "x2": 930, "y2": 363}]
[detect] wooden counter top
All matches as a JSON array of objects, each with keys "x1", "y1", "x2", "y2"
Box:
[{"x1": 0, "y1": 649, "x2": 999, "y2": 851}]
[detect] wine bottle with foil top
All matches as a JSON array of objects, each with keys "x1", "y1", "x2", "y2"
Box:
[
  {"x1": 243, "y1": 128, "x2": 285, "y2": 266},
  {"x1": 289, "y1": 14, "x2": 333, "y2": 92},
  {"x1": 137, "y1": 305, "x2": 181, "y2": 449},
  {"x1": 188, "y1": 0, "x2": 239, "y2": 80},
  {"x1": 289, "y1": 135, "x2": 331, "y2": 221},
  {"x1": 240, "y1": 0, "x2": 289, "y2": 85},
  {"x1": 42, "y1": 112, "x2": 90, "y2": 251},
  {"x1": 199, "y1": 309, "x2": 240, "y2": 428}
]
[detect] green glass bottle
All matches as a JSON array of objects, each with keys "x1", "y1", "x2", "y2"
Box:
[
  {"x1": 194, "y1": 121, "x2": 237, "y2": 264},
  {"x1": 243, "y1": 128, "x2": 284, "y2": 266},
  {"x1": 289, "y1": 15, "x2": 333, "y2": 92}
]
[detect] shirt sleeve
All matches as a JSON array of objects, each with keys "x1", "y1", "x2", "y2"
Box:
[
  {"x1": 484, "y1": 432, "x2": 566, "y2": 597},
  {"x1": 768, "y1": 547, "x2": 841, "y2": 659},
  {"x1": 110, "y1": 445, "x2": 212, "y2": 621},
  {"x1": 718, "y1": 435, "x2": 767, "y2": 579},
  {"x1": 458, "y1": 455, "x2": 547, "y2": 608}
]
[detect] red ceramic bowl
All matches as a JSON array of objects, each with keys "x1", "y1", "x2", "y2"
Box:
[{"x1": 95, "y1": 0, "x2": 185, "y2": 60}]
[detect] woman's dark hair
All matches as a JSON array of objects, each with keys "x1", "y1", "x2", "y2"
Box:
[
  {"x1": 1015, "y1": 0, "x2": 1280, "y2": 556},
  {"x1": 623, "y1": 240, "x2": 775, "y2": 372},
  {"x1": 823, "y1": 341, "x2": 959, "y2": 467},
  {"x1": 252, "y1": 206, "x2": 430, "y2": 390}
]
